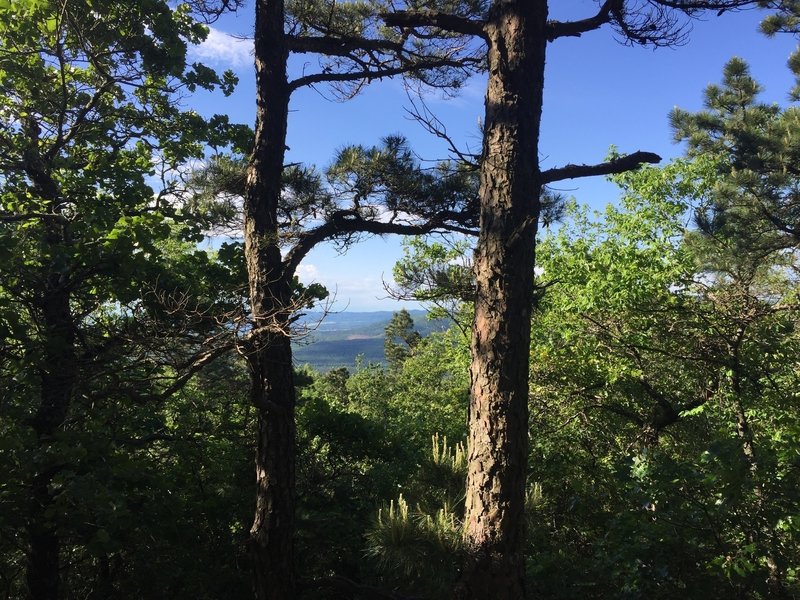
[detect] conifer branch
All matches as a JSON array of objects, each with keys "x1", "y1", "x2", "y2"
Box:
[
  {"x1": 541, "y1": 151, "x2": 661, "y2": 183},
  {"x1": 381, "y1": 10, "x2": 488, "y2": 39},
  {"x1": 287, "y1": 35, "x2": 402, "y2": 56},
  {"x1": 547, "y1": 0, "x2": 622, "y2": 40},
  {"x1": 288, "y1": 57, "x2": 468, "y2": 93},
  {"x1": 283, "y1": 210, "x2": 476, "y2": 276}
]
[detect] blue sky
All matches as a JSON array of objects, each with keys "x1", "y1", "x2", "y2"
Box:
[{"x1": 188, "y1": 3, "x2": 798, "y2": 311}]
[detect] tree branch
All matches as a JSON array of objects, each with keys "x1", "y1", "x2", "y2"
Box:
[
  {"x1": 404, "y1": 94, "x2": 480, "y2": 167},
  {"x1": 154, "y1": 343, "x2": 233, "y2": 402},
  {"x1": 541, "y1": 151, "x2": 661, "y2": 184},
  {"x1": 287, "y1": 34, "x2": 402, "y2": 57},
  {"x1": 639, "y1": 377, "x2": 677, "y2": 413},
  {"x1": 653, "y1": 0, "x2": 757, "y2": 10},
  {"x1": 0, "y1": 212, "x2": 68, "y2": 223},
  {"x1": 547, "y1": 0, "x2": 621, "y2": 41},
  {"x1": 288, "y1": 57, "x2": 468, "y2": 93},
  {"x1": 585, "y1": 402, "x2": 645, "y2": 427},
  {"x1": 381, "y1": 10, "x2": 487, "y2": 39},
  {"x1": 283, "y1": 211, "x2": 474, "y2": 277}
]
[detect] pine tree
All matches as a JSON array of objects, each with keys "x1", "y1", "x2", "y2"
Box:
[
  {"x1": 384, "y1": 309, "x2": 422, "y2": 368},
  {"x1": 671, "y1": 58, "x2": 800, "y2": 264},
  {"x1": 380, "y1": 3, "x2": 759, "y2": 597},
  {"x1": 239, "y1": 3, "x2": 481, "y2": 595}
]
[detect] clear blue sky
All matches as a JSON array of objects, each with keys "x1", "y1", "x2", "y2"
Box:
[{"x1": 188, "y1": 2, "x2": 798, "y2": 311}]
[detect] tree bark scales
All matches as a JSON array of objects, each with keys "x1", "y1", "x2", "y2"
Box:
[
  {"x1": 248, "y1": 337, "x2": 297, "y2": 600},
  {"x1": 456, "y1": 2, "x2": 548, "y2": 598}
]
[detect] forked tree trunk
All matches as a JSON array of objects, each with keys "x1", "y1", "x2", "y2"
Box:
[
  {"x1": 244, "y1": 0, "x2": 296, "y2": 598},
  {"x1": 456, "y1": 1, "x2": 548, "y2": 598}
]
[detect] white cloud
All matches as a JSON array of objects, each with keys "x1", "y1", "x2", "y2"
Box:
[
  {"x1": 191, "y1": 27, "x2": 252, "y2": 70},
  {"x1": 296, "y1": 262, "x2": 401, "y2": 310},
  {"x1": 326, "y1": 276, "x2": 394, "y2": 311},
  {"x1": 296, "y1": 263, "x2": 321, "y2": 283}
]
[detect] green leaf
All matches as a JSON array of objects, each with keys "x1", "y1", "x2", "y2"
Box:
[{"x1": 679, "y1": 405, "x2": 705, "y2": 418}]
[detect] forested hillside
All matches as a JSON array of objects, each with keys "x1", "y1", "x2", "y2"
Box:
[
  {"x1": 2, "y1": 1, "x2": 800, "y2": 599},
  {"x1": 292, "y1": 311, "x2": 449, "y2": 369}
]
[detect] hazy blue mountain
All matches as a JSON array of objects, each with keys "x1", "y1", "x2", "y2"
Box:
[{"x1": 291, "y1": 310, "x2": 448, "y2": 371}]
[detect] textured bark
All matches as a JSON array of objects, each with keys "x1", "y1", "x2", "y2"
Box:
[
  {"x1": 244, "y1": 0, "x2": 296, "y2": 598},
  {"x1": 247, "y1": 335, "x2": 296, "y2": 600},
  {"x1": 456, "y1": 2, "x2": 548, "y2": 598}
]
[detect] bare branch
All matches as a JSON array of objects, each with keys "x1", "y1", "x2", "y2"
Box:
[
  {"x1": 283, "y1": 210, "x2": 476, "y2": 277},
  {"x1": 585, "y1": 401, "x2": 645, "y2": 427},
  {"x1": 541, "y1": 151, "x2": 661, "y2": 184},
  {"x1": 547, "y1": 0, "x2": 622, "y2": 41},
  {"x1": 653, "y1": 0, "x2": 757, "y2": 10},
  {"x1": 288, "y1": 56, "x2": 472, "y2": 93},
  {"x1": 404, "y1": 94, "x2": 481, "y2": 167},
  {"x1": 153, "y1": 344, "x2": 233, "y2": 402},
  {"x1": 0, "y1": 212, "x2": 68, "y2": 223}
]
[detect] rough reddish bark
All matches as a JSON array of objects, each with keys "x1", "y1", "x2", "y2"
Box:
[
  {"x1": 244, "y1": 1, "x2": 297, "y2": 598},
  {"x1": 456, "y1": 2, "x2": 548, "y2": 598}
]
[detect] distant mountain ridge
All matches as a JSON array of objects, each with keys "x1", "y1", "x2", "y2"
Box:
[{"x1": 292, "y1": 310, "x2": 447, "y2": 371}]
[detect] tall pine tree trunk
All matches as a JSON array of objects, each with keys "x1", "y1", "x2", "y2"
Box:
[
  {"x1": 247, "y1": 334, "x2": 296, "y2": 600},
  {"x1": 244, "y1": 0, "x2": 296, "y2": 598},
  {"x1": 457, "y1": 1, "x2": 547, "y2": 598}
]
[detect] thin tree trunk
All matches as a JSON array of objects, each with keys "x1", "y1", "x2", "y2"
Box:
[
  {"x1": 457, "y1": 1, "x2": 547, "y2": 598},
  {"x1": 731, "y1": 368, "x2": 757, "y2": 474},
  {"x1": 245, "y1": 0, "x2": 296, "y2": 598}
]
